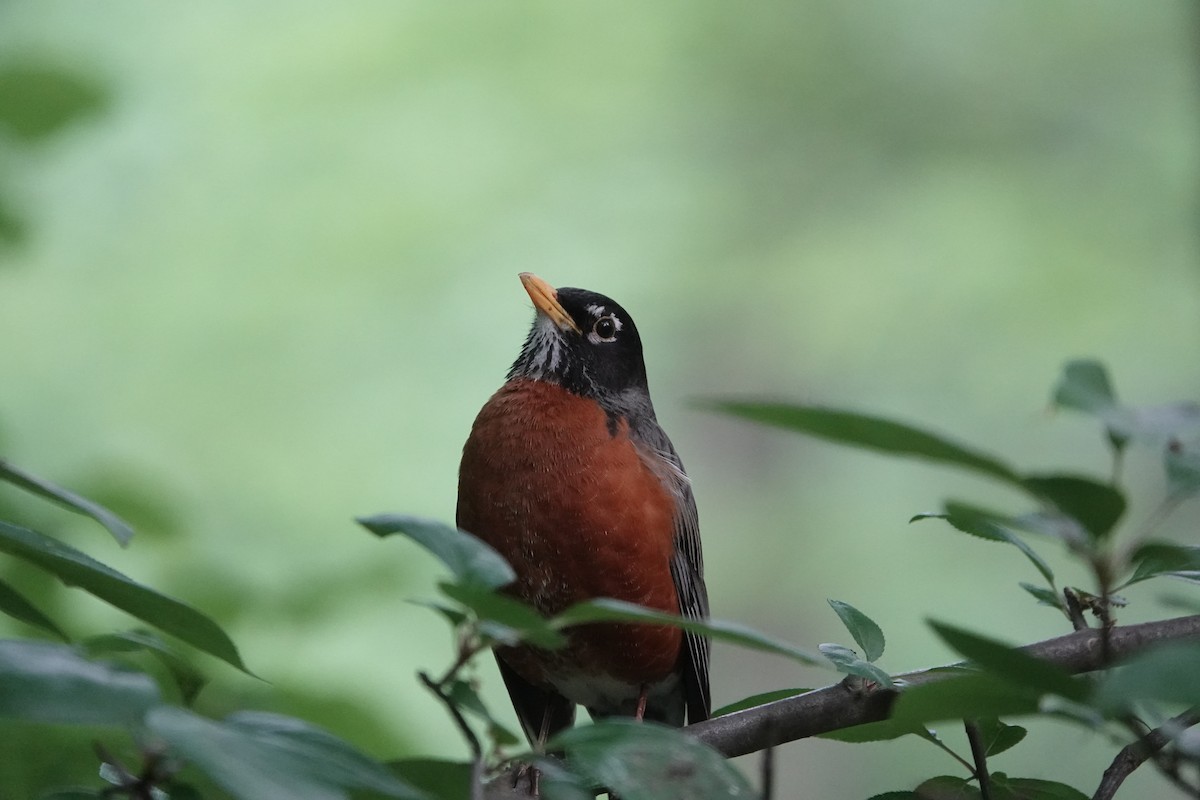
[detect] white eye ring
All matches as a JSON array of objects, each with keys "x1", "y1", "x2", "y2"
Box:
[{"x1": 588, "y1": 314, "x2": 620, "y2": 344}]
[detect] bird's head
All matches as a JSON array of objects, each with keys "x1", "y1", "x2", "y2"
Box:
[{"x1": 508, "y1": 273, "x2": 652, "y2": 414}]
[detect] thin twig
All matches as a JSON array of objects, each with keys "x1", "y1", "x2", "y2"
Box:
[
  {"x1": 420, "y1": 670, "x2": 486, "y2": 800},
  {"x1": 687, "y1": 614, "x2": 1200, "y2": 758},
  {"x1": 1093, "y1": 708, "x2": 1200, "y2": 800},
  {"x1": 760, "y1": 746, "x2": 774, "y2": 800},
  {"x1": 963, "y1": 721, "x2": 992, "y2": 800}
]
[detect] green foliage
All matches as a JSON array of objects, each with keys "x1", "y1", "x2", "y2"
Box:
[
  {"x1": 828, "y1": 599, "x2": 886, "y2": 663},
  {"x1": 542, "y1": 719, "x2": 755, "y2": 800},
  {"x1": 0, "y1": 519, "x2": 245, "y2": 672},
  {"x1": 5, "y1": 357, "x2": 1199, "y2": 798},
  {"x1": 0, "y1": 459, "x2": 133, "y2": 546},
  {"x1": 0, "y1": 462, "x2": 428, "y2": 799}
]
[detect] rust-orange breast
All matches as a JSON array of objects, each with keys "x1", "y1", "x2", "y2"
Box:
[{"x1": 457, "y1": 378, "x2": 682, "y2": 687}]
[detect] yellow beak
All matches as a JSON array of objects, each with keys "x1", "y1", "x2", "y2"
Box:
[{"x1": 519, "y1": 273, "x2": 581, "y2": 334}]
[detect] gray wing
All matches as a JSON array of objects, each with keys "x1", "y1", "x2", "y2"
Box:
[{"x1": 634, "y1": 418, "x2": 711, "y2": 724}]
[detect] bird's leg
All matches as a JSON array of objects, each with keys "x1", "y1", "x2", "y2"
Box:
[
  {"x1": 512, "y1": 706, "x2": 555, "y2": 796},
  {"x1": 634, "y1": 685, "x2": 649, "y2": 721}
]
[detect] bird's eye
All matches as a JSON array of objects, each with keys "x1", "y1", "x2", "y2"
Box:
[{"x1": 592, "y1": 315, "x2": 618, "y2": 342}]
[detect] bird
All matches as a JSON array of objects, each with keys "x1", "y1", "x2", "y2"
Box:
[{"x1": 456, "y1": 273, "x2": 710, "y2": 749}]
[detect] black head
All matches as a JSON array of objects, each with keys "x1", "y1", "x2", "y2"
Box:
[{"x1": 508, "y1": 273, "x2": 653, "y2": 414}]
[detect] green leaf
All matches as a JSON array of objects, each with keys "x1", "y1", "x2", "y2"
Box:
[
  {"x1": 406, "y1": 599, "x2": 469, "y2": 629},
  {"x1": 928, "y1": 621, "x2": 1086, "y2": 702},
  {"x1": 891, "y1": 674, "x2": 1040, "y2": 727},
  {"x1": 911, "y1": 776, "x2": 981, "y2": 800},
  {"x1": 818, "y1": 643, "x2": 894, "y2": 687},
  {"x1": 358, "y1": 514, "x2": 515, "y2": 590},
  {"x1": 439, "y1": 583, "x2": 565, "y2": 649},
  {"x1": 0, "y1": 520, "x2": 247, "y2": 672},
  {"x1": 553, "y1": 597, "x2": 821, "y2": 665},
  {"x1": 547, "y1": 719, "x2": 754, "y2": 799},
  {"x1": 866, "y1": 793, "x2": 921, "y2": 800},
  {"x1": 989, "y1": 774, "x2": 1089, "y2": 800},
  {"x1": 1092, "y1": 641, "x2": 1200, "y2": 715},
  {"x1": 1018, "y1": 583, "x2": 1063, "y2": 610},
  {"x1": 974, "y1": 717, "x2": 1027, "y2": 757},
  {"x1": 0, "y1": 576, "x2": 68, "y2": 639},
  {"x1": 537, "y1": 760, "x2": 597, "y2": 800},
  {"x1": 0, "y1": 639, "x2": 159, "y2": 726},
  {"x1": 711, "y1": 688, "x2": 808, "y2": 717},
  {"x1": 1166, "y1": 440, "x2": 1200, "y2": 499},
  {"x1": 828, "y1": 599, "x2": 885, "y2": 662},
  {"x1": 1121, "y1": 542, "x2": 1200, "y2": 588},
  {"x1": 0, "y1": 65, "x2": 107, "y2": 141},
  {"x1": 0, "y1": 459, "x2": 133, "y2": 546},
  {"x1": 820, "y1": 718, "x2": 928, "y2": 744},
  {"x1": 1052, "y1": 360, "x2": 1117, "y2": 414},
  {"x1": 918, "y1": 505, "x2": 1056, "y2": 586},
  {"x1": 387, "y1": 760, "x2": 474, "y2": 800},
  {"x1": 1020, "y1": 475, "x2": 1125, "y2": 541},
  {"x1": 146, "y1": 707, "x2": 429, "y2": 800},
  {"x1": 704, "y1": 402, "x2": 1022, "y2": 486},
  {"x1": 84, "y1": 630, "x2": 207, "y2": 705}
]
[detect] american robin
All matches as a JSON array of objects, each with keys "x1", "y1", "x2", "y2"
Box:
[{"x1": 456, "y1": 273, "x2": 710, "y2": 747}]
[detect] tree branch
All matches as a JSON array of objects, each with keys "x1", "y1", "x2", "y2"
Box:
[
  {"x1": 963, "y1": 720, "x2": 991, "y2": 800},
  {"x1": 687, "y1": 614, "x2": 1200, "y2": 758},
  {"x1": 1093, "y1": 708, "x2": 1200, "y2": 800}
]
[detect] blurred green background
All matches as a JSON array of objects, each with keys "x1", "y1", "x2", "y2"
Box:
[{"x1": 1, "y1": 2, "x2": 1198, "y2": 797}]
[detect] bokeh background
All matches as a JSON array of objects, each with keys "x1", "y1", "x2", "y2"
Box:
[{"x1": 1, "y1": 2, "x2": 1198, "y2": 797}]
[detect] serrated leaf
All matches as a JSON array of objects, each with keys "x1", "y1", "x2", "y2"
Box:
[
  {"x1": 0, "y1": 521, "x2": 247, "y2": 673},
  {"x1": 920, "y1": 504, "x2": 1056, "y2": 586},
  {"x1": 1092, "y1": 641, "x2": 1200, "y2": 715},
  {"x1": 0, "y1": 459, "x2": 133, "y2": 546},
  {"x1": 554, "y1": 597, "x2": 821, "y2": 665},
  {"x1": 0, "y1": 639, "x2": 159, "y2": 726},
  {"x1": 0, "y1": 576, "x2": 68, "y2": 639},
  {"x1": 1052, "y1": 360, "x2": 1117, "y2": 414},
  {"x1": 703, "y1": 402, "x2": 1022, "y2": 486},
  {"x1": 974, "y1": 717, "x2": 1027, "y2": 757},
  {"x1": 891, "y1": 674, "x2": 1040, "y2": 727},
  {"x1": 1121, "y1": 542, "x2": 1200, "y2": 589},
  {"x1": 828, "y1": 599, "x2": 885, "y2": 662},
  {"x1": 818, "y1": 643, "x2": 894, "y2": 687},
  {"x1": 84, "y1": 630, "x2": 207, "y2": 706},
  {"x1": 358, "y1": 515, "x2": 514, "y2": 590},
  {"x1": 547, "y1": 719, "x2": 754, "y2": 799},
  {"x1": 1166, "y1": 440, "x2": 1200, "y2": 499},
  {"x1": 928, "y1": 621, "x2": 1085, "y2": 702},
  {"x1": 439, "y1": 582, "x2": 565, "y2": 649},
  {"x1": 711, "y1": 688, "x2": 809, "y2": 717},
  {"x1": 1020, "y1": 475, "x2": 1125, "y2": 541},
  {"x1": 146, "y1": 707, "x2": 428, "y2": 800}
]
